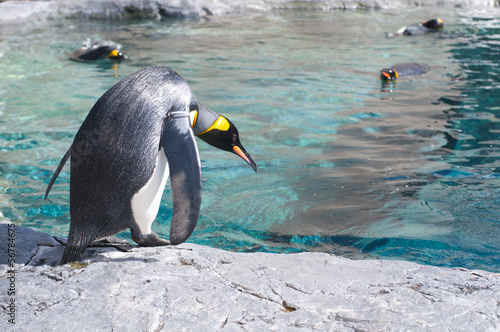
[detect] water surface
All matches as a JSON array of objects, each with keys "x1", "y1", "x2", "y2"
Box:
[{"x1": 1, "y1": 6, "x2": 499, "y2": 272}]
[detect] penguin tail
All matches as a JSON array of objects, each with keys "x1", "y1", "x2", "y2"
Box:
[{"x1": 60, "y1": 234, "x2": 93, "y2": 265}]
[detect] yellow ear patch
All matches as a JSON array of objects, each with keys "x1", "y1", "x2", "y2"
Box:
[
  {"x1": 198, "y1": 116, "x2": 230, "y2": 135},
  {"x1": 107, "y1": 49, "x2": 119, "y2": 58},
  {"x1": 189, "y1": 110, "x2": 198, "y2": 128},
  {"x1": 394, "y1": 70, "x2": 399, "y2": 78}
]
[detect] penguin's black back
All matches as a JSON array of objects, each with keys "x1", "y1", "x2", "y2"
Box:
[
  {"x1": 392, "y1": 62, "x2": 430, "y2": 77},
  {"x1": 404, "y1": 19, "x2": 443, "y2": 36},
  {"x1": 75, "y1": 45, "x2": 119, "y2": 61}
]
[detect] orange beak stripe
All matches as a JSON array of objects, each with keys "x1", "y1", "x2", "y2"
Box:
[
  {"x1": 233, "y1": 146, "x2": 251, "y2": 165},
  {"x1": 382, "y1": 71, "x2": 390, "y2": 79}
]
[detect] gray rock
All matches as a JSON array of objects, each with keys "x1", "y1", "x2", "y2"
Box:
[
  {"x1": 0, "y1": 222, "x2": 499, "y2": 331},
  {"x1": 0, "y1": 0, "x2": 490, "y2": 25},
  {"x1": 0, "y1": 220, "x2": 61, "y2": 275},
  {"x1": 0, "y1": 0, "x2": 57, "y2": 23}
]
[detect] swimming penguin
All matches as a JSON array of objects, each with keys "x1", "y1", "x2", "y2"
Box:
[
  {"x1": 380, "y1": 62, "x2": 430, "y2": 81},
  {"x1": 70, "y1": 43, "x2": 125, "y2": 61},
  {"x1": 44, "y1": 66, "x2": 257, "y2": 264},
  {"x1": 387, "y1": 18, "x2": 443, "y2": 37}
]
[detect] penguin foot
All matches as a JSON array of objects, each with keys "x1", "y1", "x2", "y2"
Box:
[
  {"x1": 91, "y1": 236, "x2": 131, "y2": 246},
  {"x1": 132, "y1": 230, "x2": 171, "y2": 247}
]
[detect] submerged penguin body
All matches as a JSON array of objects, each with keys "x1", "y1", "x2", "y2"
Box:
[
  {"x1": 70, "y1": 44, "x2": 125, "y2": 61},
  {"x1": 388, "y1": 18, "x2": 443, "y2": 37},
  {"x1": 380, "y1": 62, "x2": 430, "y2": 81},
  {"x1": 45, "y1": 67, "x2": 256, "y2": 264}
]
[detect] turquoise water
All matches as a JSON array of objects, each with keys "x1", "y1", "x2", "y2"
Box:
[{"x1": 1, "y1": 6, "x2": 499, "y2": 272}]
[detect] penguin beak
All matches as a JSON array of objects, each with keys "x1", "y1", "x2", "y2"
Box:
[
  {"x1": 381, "y1": 71, "x2": 391, "y2": 79},
  {"x1": 233, "y1": 145, "x2": 257, "y2": 172}
]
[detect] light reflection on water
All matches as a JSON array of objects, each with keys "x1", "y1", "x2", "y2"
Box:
[{"x1": 1, "y1": 6, "x2": 499, "y2": 272}]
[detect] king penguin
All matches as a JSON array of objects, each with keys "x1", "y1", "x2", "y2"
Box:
[
  {"x1": 45, "y1": 66, "x2": 257, "y2": 264},
  {"x1": 70, "y1": 43, "x2": 126, "y2": 61},
  {"x1": 380, "y1": 62, "x2": 430, "y2": 81},
  {"x1": 387, "y1": 18, "x2": 443, "y2": 37}
]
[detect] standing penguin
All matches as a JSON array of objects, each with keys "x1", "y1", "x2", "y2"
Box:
[{"x1": 45, "y1": 67, "x2": 257, "y2": 264}]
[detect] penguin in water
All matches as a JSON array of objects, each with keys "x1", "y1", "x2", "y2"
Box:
[
  {"x1": 70, "y1": 42, "x2": 126, "y2": 61},
  {"x1": 380, "y1": 62, "x2": 430, "y2": 81},
  {"x1": 387, "y1": 18, "x2": 443, "y2": 37},
  {"x1": 45, "y1": 66, "x2": 257, "y2": 264}
]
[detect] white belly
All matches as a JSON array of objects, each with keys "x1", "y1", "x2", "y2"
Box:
[{"x1": 131, "y1": 148, "x2": 169, "y2": 235}]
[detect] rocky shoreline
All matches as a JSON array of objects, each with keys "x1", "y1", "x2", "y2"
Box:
[
  {"x1": 0, "y1": 221, "x2": 499, "y2": 330},
  {"x1": 0, "y1": 0, "x2": 492, "y2": 25}
]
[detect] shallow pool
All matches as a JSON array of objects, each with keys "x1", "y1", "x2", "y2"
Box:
[{"x1": 1, "y1": 5, "x2": 499, "y2": 272}]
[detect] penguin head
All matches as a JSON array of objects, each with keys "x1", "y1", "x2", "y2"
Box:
[
  {"x1": 105, "y1": 48, "x2": 125, "y2": 60},
  {"x1": 380, "y1": 68, "x2": 398, "y2": 81},
  {"x1": 192, "y1": 107, "x2": 257, "y2": 172},
  {"x1": 72, "y1": 44, "x2": 126, "y2": 62},
  {"x1": 422, "y1": 18, "x2": 443, "y2": 30}
]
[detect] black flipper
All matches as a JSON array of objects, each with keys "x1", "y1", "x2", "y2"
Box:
[
  {"x1": 161, "y1": 112, "x2": 202, "y2": 245},
  {"x1": 45, "y1": 146, "x2": 71, "y2": 200}
]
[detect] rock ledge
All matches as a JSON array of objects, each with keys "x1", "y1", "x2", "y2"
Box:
[
  {"x1": 0, "y1": 221, "x2": 499, "y2": 331},
  {"x1": 0, "y1": 0, "x2": 491, "y2": 25}
]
